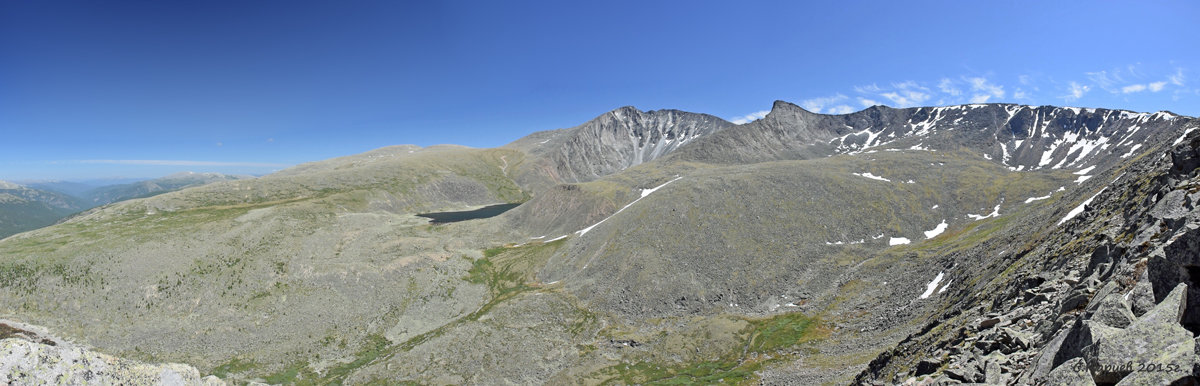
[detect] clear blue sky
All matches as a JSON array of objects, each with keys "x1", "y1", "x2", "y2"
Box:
[{"x1": 2, "y1": 1, "x2": 1196, "y2": 181}]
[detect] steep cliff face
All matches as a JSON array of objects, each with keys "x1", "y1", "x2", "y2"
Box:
[{"x1": 506, "y1": 106, "x2": 732, "y2": 189}]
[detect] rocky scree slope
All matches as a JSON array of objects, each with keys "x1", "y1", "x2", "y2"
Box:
[
  {"x1": 504, "y1": 106, "x2": 732, "y2": 189},
  {"x1": 854, "y1": 118, "x2": 1200, "y2": 385},
  {"x1": 531, "y1": 102, "x2": 1189, "y2": 316},
  {"x1": 0, "y1": 145, "x2": 528, "y2": 384},
  {"x1": 0, "y1": 101, "x2": 1194, "y2": 384}
]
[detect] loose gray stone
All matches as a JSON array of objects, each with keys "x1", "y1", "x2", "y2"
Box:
[{"x1": 1092, "y1": 291, "x2": 1137, "y2": 328}]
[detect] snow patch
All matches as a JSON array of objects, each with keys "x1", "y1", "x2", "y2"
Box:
[
  {"x1": 576, "y1": 176, "x2": 683, "y2": 236},
  {"x1": 852, "y1": 172, "x2": 891, "y2": 182},
  {"x1": 919, "y1": 272, "x2": 945, "y2": 299},
  {"x1": 1024, "y1": 193, "x2": 1053, "y2": 203},
  {"x1": 1074, "y1": 175, "x2": 1092, "y2": 184},
  {"x1": 1058, "y1": 189, "x2": 1105, "y2": 225},
  {"x1": 545, "y1": 235, "x2": 568, "y2": 242},
  {"x1": 923, "y1": 220, "x2": 948, "y2": 239},
  {"x1": 889, "y1": 237, "x2": 911, "y2": 246},
  {"x1": 938, "y1": 280, "x2": 953, "y2": 294},
  {"x1": 1173, "y1": 127, "x2": 1197, "y2": 146},
  {"x1": 1120, "y1": 144, "x2": 1143, "y2": 158},
  {"x1": 967, "y1": 204, "x2": 1002, "y2": 221},
  {"x1": 1074, "y1": 165, "x2": 1096, "y2": 175}
]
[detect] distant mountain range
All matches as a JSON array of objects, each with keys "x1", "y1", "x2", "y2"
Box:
[
  {"x1": 0, "y1": 172, "x2": 252, "y2": 239},
  {"x1": 1, "y1": 102, "x2": 1198, "y2": 385}
]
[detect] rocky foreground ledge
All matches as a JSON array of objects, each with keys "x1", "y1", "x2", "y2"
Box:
[{"x1": 0, "y1": 319, "x2": 225, "y2": 385}]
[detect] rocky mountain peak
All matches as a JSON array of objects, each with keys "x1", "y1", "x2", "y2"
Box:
[{"x1": 516, "y1": 106, "x2": 733, "y2": 184}]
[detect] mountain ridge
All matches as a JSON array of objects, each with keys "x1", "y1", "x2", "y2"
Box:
[{"x1": 0, "y1": 100, "x2": 1197, "y2": 384}]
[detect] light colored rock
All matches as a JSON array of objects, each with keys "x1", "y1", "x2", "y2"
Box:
[
  {"x1": 1045, "y1": 358, "x2": 1097, "y2": 386},
  {"x1": 0, "y1": 338, "x2": 225, "y2": 386},
  {"x1": 1084, "y1": 284, "x2": 1197, "y2": 384},
  {"x1": 1092, "y1": 292, "x2": 1137, "y2": 328}
]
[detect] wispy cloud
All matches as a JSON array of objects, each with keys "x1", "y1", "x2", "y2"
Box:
[
  {"x1": 966, "y1": 77, "x2": 1004, "y2": 103},
  {"x1": 799, "y1": 94, "x2": 848, "y2": 113},
  {"x1": 786, "y1": 62, "x2": 1189, "y2": 115},
  {"x1": 80, "y1": 160, "x2": 289, "y2": 167},
  {"x1": 729, "y1": 110, "x2": 769, "y2": 124},
  {"x1": 863, "y1": 81, "x2": 931, "y2": 107},
  {"x1": 1086, "y1": 70, "x2": 1123, "y2": 92},
  {"x1": 1121, "y1": 84, "x2": 1147, "y2": 93},
  {"x1": 853, "y1": 84, "x2": 884, "y2": 94},
  {"x1": 827, "y1": 105, "x2": 855, "y2": 114},
  {"x1": 938, "y1": 78, "x2": 962, "y2": 96},
  {"x1": 1063, "y1": 81, "x2": 1089, "y2": 102},
  {"x1": 1170, "y1": 68, "x2": 1186, "y2": 86}
]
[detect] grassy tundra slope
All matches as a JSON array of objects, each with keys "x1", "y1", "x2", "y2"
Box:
[{"x1": 0, "y1": 103, "x2": 1195, "y2": 384}]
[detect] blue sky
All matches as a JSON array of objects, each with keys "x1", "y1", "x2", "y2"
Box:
[{"x1": 1, "y1": 1, "x2": 1196, "y2": 181}]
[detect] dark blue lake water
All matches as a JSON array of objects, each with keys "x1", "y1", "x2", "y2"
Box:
[{"x1": 417, "y1": 203, "x2": 521, "y2": 224}]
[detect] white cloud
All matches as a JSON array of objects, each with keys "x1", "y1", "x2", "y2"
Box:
[
  {"x1": 966, "y1": 77, "x2": 1004, "y2": 103},
  {"x1": 854, "y1": 84, "x2": 884, "y2": 93},
  {"x1": 1018, "y1": 74, "x2": 1032, "y2": 86},
  {"x1": 1063, "y1": 81, "x2": 1089, "y2": 102},
  {"x1": 1127, "y1": 63, "x2": 1145, "y2": 78},
  {"x1": 858, "y1": 98, "x2": 880, "y2": 107},
  {"x1": 799, "y1": 94, "x2": 848, "y2": 113},
  {"x1": 1013, "y1": 89, "x2": 1029, "y2": 100},
  {"x1": 729, "y1": 110, "x2": 769, "y2": 124},
  {"x1": 1122, "y1": 84, "x2": 1147, "y2": 93},
  {"x1": 880, "y1": 90, "x2": 931, "y2": 107},
  {"x1": 1086, "y1": 70, "x2": 1123, "y2": 92},
  {"x1": 859, "y1": 81, "x2": 932, "y2": 108},
  {"x1": 1170, "y1": 68, "x2": 1185, "y2": 86},
  {"x1": 80, "y1": 160, "x2": 289, "y2": 167},
  {"x1": 1149, "y1": 81, "x2": 1167, "y2": 92},
  {"x1": 893, "y1": 80, "x2": 922, "y2": 90},
  {"x1": 827, "y1": 105, "x2": 855, "y2": 114},
  {"x1": 938, "y1": 78, "x2": 961, "y2": 96}
]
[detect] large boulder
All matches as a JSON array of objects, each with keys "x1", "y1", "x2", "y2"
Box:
[
  {"x1": 1091, "y1": 291, "x2": 1137, "y2": 328},
  {"x1": 1083, "y1": 283, "x2": 1197, "y2": 384}
]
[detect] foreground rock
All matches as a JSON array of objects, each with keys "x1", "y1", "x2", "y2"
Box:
[{"x1": 0, "y1": 320, "x2": 224, "y2": 386}]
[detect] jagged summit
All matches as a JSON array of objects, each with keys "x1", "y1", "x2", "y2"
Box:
[{"x1": 505, "y1": 105, "x2": 733, "y2": 187}]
